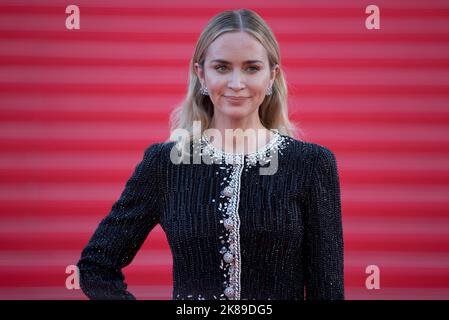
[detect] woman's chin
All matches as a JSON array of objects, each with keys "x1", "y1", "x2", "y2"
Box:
[{"x1": 222, "y1": 110, "x2": 252, "y2": 120}]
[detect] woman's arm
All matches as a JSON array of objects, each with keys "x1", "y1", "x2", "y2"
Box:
[
  {"x1": 77, "y1": 143, "x2": 164, "y2": 300},
  {"x1": 302, "y1": 144, "x2": 345, "y2": 300}
]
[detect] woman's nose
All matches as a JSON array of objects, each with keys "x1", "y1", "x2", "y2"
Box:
[{"x1": 228, "y1": 71, "x2": 245, "y2": 90}]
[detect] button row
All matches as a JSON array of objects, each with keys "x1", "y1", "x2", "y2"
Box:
[{"x1": 221, "y1": 186, "x2": 234, "y2": 198}]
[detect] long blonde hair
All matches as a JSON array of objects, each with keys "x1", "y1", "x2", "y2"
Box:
[{"x1": 168, "y1": 9, "x2": 302, "y2": 145}]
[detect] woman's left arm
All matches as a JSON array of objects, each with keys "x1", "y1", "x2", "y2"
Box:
[{"x1": 302, "y1": 145, "x2": 345, "y2": 300}]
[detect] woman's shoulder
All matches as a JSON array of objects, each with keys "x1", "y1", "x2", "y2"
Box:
[
  {"x1": 282, "y1": 136, "x2": 340, "y2": 184},
  {"x1": 280, "y1": 134, "x2": 337, "y2": 162},
  {"x1": 143, "y1": 141, "x2": 177, "y2": 160},
  {"x1": 144, "y1": 136, "x2": 337, "y2": 169}
]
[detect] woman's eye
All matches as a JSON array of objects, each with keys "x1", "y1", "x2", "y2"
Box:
[
  {"x1": 215, "y1": 65, "x2": 259, "y2": 72},
  {"x1": 215, "y1": 65, "x2": 227, "y2": 72}
]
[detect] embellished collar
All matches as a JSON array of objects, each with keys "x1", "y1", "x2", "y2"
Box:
[{"x1": 199, "y1": 129, "x2": 289, "y2": 166}]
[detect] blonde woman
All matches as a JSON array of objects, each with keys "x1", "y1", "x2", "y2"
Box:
[{"x1": 77, "y1": 9, "x2": 344, "y2": 300}]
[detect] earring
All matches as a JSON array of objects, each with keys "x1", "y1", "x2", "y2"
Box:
[
  {"x1": 266, "y1": 86, "x2": 273, "y2": 96},
  {"x1": 200, "y1": 85, "x2": 209, "y2": 96}
]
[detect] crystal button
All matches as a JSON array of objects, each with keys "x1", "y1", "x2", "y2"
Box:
[
  {"x1": 221, "y1": 186, "x2": 234, "y2": 198},
  {"x1": 223, "y1": 218, "x2": 234, "y2": 230},
  {"x1": 223, "y1": 252, "x2": 234, "y2": 263},
  {"x1": 224, "y1": 287, "x2": 235, "y2": 298}
]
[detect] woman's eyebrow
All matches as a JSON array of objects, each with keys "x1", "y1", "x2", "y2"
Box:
[{"x1": 210, "y1": 59, "x2": 264, "y2": 64}]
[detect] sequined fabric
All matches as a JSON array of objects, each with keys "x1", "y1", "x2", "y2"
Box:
[{"x1": 77, "y1": 132, "x2": 344, "y2": 300}]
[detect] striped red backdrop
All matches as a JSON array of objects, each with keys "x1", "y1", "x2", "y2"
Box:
[{"x1": 0, "y1": 0, "x2": 448, "y2": 299}]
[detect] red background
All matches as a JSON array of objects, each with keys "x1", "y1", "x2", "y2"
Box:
[{"x1": 0, "y1": 0, "x2": 448, "y2": 299}]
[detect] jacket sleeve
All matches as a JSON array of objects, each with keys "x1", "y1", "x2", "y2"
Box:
[
  {"x1": 77, "y1": 143, "x2": 164, "y2": 300},
  {"x1": 302, "y1": 145, "x2": 345, "y2": 300}
]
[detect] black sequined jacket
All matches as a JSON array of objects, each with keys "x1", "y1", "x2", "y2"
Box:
[{"x1": 77, "y1": 131, "x2": 344, "y2": 300}]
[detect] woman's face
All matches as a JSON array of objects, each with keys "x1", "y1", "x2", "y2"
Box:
[{"x1": 195, "y1": 32, "x2": 279, "y2": 121}]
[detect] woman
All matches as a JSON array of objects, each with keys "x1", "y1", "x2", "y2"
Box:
[{"x1": 77, "y1": 8, "x2": 344, "y2": 300}]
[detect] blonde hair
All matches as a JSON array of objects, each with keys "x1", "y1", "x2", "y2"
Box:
[{"x1": 168, "y1": 8, "x2": 303, "y2": 145}]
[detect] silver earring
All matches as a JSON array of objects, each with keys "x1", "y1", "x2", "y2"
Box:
[
  {"x1": 200, "y1": 85, "x2": 209, "y2": 96},
  {"x1": 266, "y1": 86, "x2": 273, "y2": 96}
]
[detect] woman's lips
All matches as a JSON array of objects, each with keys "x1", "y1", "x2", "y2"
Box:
[{"x1": 225, "y1": 96, "x2": 249, "y2": 104}]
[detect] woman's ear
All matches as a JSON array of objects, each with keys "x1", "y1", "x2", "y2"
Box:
[
  {"x1": 270, "y1": 64, "x2": 279, "y2": 82},
  {"x1": 194, "y1": 62, "x2": 204, "y2": 86}
]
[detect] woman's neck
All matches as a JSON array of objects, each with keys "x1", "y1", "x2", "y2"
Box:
[{"x1": 203, "y1": 125, "x2": 275, "y2": 155}]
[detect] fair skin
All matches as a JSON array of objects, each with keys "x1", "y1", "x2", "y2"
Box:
[{"x1": 194, "y1": 31, "x2": 280, "y2": 154}]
